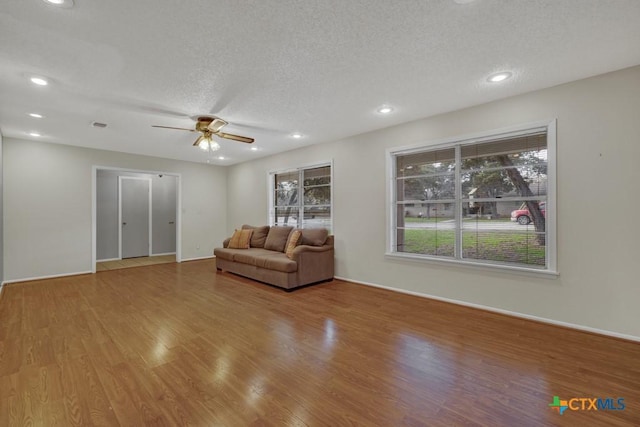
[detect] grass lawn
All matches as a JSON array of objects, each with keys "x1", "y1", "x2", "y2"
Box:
[
  {"x1": 404, "y1": 217, "x2": 443, "y2": 223},
  {"x1": 400, "y1": 229, "x2": 545, "y2": 266}
]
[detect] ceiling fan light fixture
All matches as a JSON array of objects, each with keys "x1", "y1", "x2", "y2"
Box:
[{"x1": 199, "y1": 136, "x2": 220, "y2": 152}]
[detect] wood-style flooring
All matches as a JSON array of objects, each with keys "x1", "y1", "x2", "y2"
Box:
[
  {"x1": 0, "y1": 260, "x2": 639, "y2": 426},
  {"x1": 96, "y1": 255, "x2": 176, "y2": 271}
]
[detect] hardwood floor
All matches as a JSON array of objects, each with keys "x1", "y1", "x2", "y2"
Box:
[{"x1": 0, "y1": 260, "x2": 638, "y2": 426}]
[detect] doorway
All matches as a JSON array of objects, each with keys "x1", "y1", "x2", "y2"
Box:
[{"x1": 92, "y1": 167, "x2": 181, "y2": 273}]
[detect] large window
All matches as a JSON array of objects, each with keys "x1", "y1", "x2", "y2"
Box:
[
  {"x1": 270, "y1": 163, "x2": 332, "y2": 230},
  {"x1": 389, "y1": 122, "x2": 556, "y2": 273}
]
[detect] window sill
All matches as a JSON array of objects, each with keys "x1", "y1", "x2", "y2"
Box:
[{"x1": 384, "y1": 252, "x2": 559, "y2": 279}]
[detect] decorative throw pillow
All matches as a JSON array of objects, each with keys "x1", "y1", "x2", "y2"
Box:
[
  {"x1": 285, "y1": 230, "x2": 302, "y2": 259},
  {"x1": 228, "y1": 229, "x2": 253, "y2": 249},
  {"x1": 264, "y1": 226, "x2": 294, "y2": 252},
  {"x1": 241, "y1": 224, "x2": 270, "y2": 248}
]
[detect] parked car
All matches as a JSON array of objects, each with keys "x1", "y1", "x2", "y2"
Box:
[{"x1": 510, "y1": 202, "x2": 546, "y2": 225}]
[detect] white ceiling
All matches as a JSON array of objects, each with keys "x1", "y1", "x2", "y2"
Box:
[{"x1": 1, "y1": 0, "x2": 639, "y2": 166}]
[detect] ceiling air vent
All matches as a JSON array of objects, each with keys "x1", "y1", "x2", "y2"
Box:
[{"x1": 92, "y1": 121, "x2": 107, "y2": 128}]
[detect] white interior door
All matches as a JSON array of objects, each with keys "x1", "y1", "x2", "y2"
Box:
[
  {"x1": 152, "y1": 175, "x2": 177, "y2": 255},
  {"x1": 120, "y1": 177, "x2": 151, "y2": 259}
]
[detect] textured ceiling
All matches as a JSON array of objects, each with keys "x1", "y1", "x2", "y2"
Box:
[{"x1": 1, "y1": 0, "x2": 639, "y2": 165}]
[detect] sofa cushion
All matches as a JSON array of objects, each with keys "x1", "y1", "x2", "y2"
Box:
[
  {"x1": 301, "y1": 228, "x2": 329, "y2": 246},
  {"x1": 285, "y1": 230, "x2": 302, "y2": 259},
  {"x1": 228, "y1": 229, "x2": 253, "y2": 249},
  {"x1": 214, "y1": 247, "x2": 244, "y2": 261},
  {"x1": 250, "y1": 252, "x2": 282, "y2": 268},
  {"x1": 241, "y1": 224, "x2": 270, "y2": 248},
  {"x1": 264, "y1": 226, "x2": 293, "y2": 252},
  {"x1": 233, "y1": 248, "x2": 276, "y2": 266}
]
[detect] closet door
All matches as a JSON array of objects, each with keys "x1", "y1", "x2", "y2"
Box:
[
  {"x1": 152, "y1": 175, "x2": 177, "y2": 255},
  {"x1": 120, "y1": 177, "x2": 151, "y2": 259}
]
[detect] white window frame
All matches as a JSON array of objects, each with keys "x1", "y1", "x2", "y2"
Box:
[
  {"x1": 386, "y1": 120, "x2": 557, "y2": 277},
  {"x1": 268, "y1": 160, "x2": 333, "y2": 230}
]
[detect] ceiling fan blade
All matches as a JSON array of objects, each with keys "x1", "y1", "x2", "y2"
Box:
[
  {"x1": 207, "y1": 118, "x2": 228, "y2": 133},
  {"x1": 216, "y1": 132, "x2": 254, "y2": 144},
  {"x1": 193, "y1": 135, "x2": 205, "y2": 147},
  {"x1": 152, "y1": 125, "x2": 196, "y2": 132}
]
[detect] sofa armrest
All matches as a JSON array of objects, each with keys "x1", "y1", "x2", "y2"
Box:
[
  {"x1": 223, "y1": 237, "x2": 231, "y2": 248},
  {"x1": 293, "y1": 244, "x2": 334, "y2": 284},
  {"x1": 291, "y1": 244, "x2": 332, "y2": 256}
]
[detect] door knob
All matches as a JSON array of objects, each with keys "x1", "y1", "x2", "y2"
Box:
[
  {"x1": 122, "y1": 222, "x2": 127, "y2": 225},
  {"x1": 169, "y1": 221, "x2": 175, "y2": 224}
]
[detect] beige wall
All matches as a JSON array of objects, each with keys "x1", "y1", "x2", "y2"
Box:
[
  {"x1": 227, "y1": 66, "x2": 640, "y2": 338},
  {"x1": 3, "y1": 139, "x2": 227, "y2": 281}
]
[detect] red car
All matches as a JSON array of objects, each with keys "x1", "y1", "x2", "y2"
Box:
[{"x1": 510, "y1": 202, "x2": 546, "y2": 225}]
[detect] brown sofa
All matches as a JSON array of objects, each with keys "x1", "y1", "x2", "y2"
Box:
[{"x1": 214, "y1": 225, "x2": 334, "y2": 290}]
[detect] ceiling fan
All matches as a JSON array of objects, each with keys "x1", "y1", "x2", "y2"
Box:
[{"x1": 152, "y1": 116, "x2": 254, "y2": 152}]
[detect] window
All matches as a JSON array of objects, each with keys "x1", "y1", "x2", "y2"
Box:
[
  {"x1": 389, "y1": 122, "x2": 556, "y2": 273},
  {"x1": 270, "y1": 163, "x2": 332, "y2": 230}
]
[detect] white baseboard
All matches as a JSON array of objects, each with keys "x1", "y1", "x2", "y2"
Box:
[
  {"x1": 181, "y1": 255, "x2": 215, "y2": 262},
  {"x1": 3, "y1": 270, "x2": 93, "y2": 285},
  {"x1": 151, "y1": 252, "x2": 176, "y2": 257},
  {"x1": 334, "y1": 276, "x2": 640, "y2": 343}
]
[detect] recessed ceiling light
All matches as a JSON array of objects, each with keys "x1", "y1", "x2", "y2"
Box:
[
  {"x1": 291, "y1": 132, "x2": 303, "y2": 139},
  {"x1": 487, "y1": 71, "x2": 513, "y2": 83},
  {"x1": 218, "y1": 156, "x2": 225, "y2": 160},
  {"x1": 29, "y1": 113, "x2": 44, "y2": 118},
  {"x1": 453, "y1": 0, "x2": 476, "y2": 4},
  {"x1": 42, "y1": 0, "x2": 74, "y2": 8},
  {"x1": 30, "y1": 76, "x2": 48, "y2": 86},
  {"x1": 29, "y1": 132, "x2": 41, "y2": 137},
  {"x1": 250, "y1": 147, "x2": 258, "y2": 151},
  {"x1": 377, "y1": 105, "x2": 393, "y2": 114}
]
